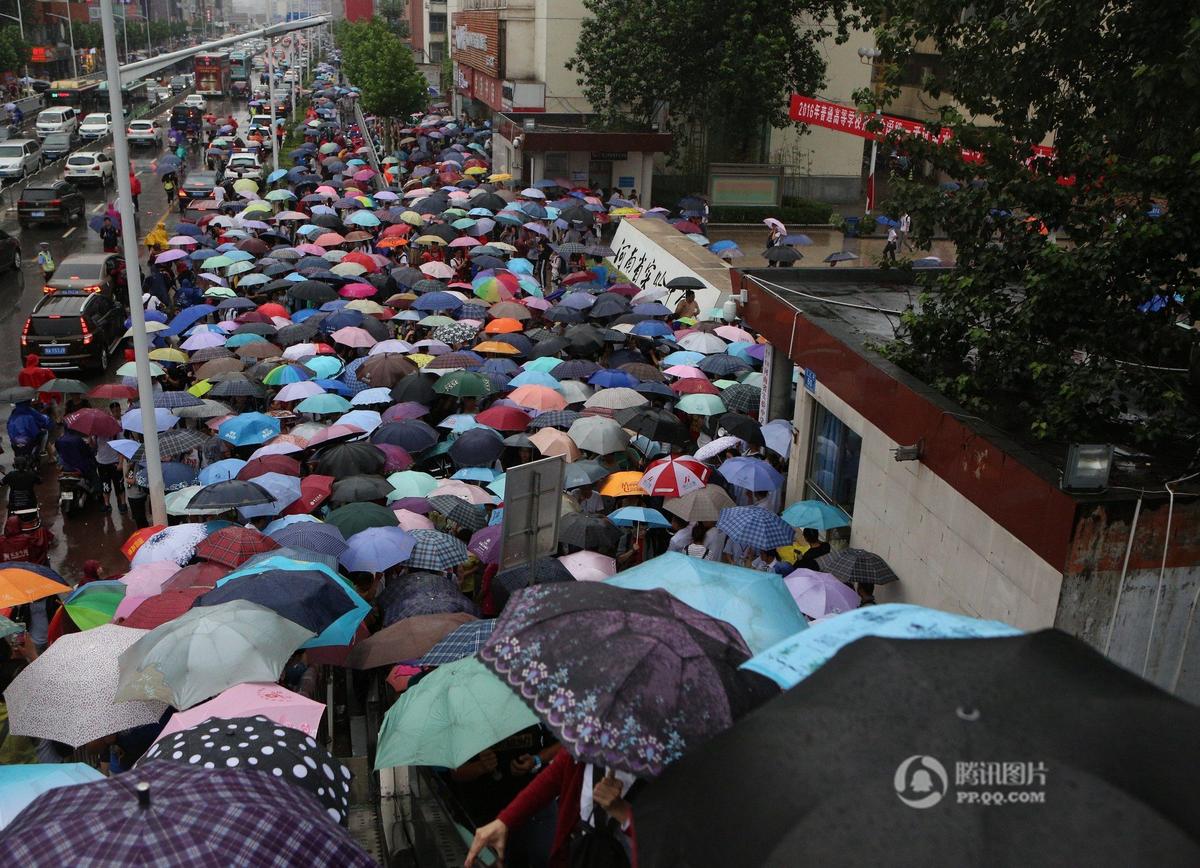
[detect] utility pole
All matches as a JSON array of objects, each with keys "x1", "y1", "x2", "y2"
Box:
[
  {"x1": 99, "y1": 0, "x2": 168, "y2": 526},
  {"x1": 267, "y1": 0, "x2": 279, "y2": 172}
]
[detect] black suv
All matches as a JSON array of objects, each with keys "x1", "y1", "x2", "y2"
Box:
[
  {"x1": 21, "y1": 291, "x2": 125, "y2": 371},
  {"x1": 178, "y1": 170, "x2": 219, "y2": 206},
  {"x1": 17, "y1": 180, "x2": 85, "y2": 227}
]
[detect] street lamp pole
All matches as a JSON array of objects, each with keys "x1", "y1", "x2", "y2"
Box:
[
  {"x1": 46, "y1": 13, "x2": 78, "y2": 80},
  {"x1": 267, "y1": 0, "x2": 279, "y2": 172},
  {"x1": 98, "y1": 0, "x2": 167, "y2": 526},
  {"x1": 857, "y1": 46, "x2": 883, "y2": 214}
]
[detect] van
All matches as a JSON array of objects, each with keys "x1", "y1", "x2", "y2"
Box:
[
  {"x1": 0, "y1": 139, "x2": 42, "y2": 180},
  {"x1": 35, "y1": 106, "x2": 78, "y2": 140}
]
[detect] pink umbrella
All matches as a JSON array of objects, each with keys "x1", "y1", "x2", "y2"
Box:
[
  {"x1": 370, "y1": 339, "x2": 414, "y2": 356},
  {"x1": 155, "y1": 249, "x2": 188, "y2": 263},
  {"x1": 167, "y1": 235, "x2": 197, "y2": 247},
  {"x1": 182, "y1": 332, "x2": 226, "y2": 351},
  {"x1": 306, "y1": 423, "x2": 365, "y2": 448},
  {"x1": 295, "y1": 243, "x2": 326, "y2": 256},
  {"x1": 664, "y1": 364, "x2": 708, "y2": 380},
  {"x1": 352, "y1": 169, "x2": 376, "y2": 182},
  {"x1": 339, "y1": 283, "x2": 376, "y2": 299},
  {"x1": 275, "y1": 381, "x2": 327, "y2": 402},
  {"x1": 429, "y1": 480, "x2": 497, "y2": 505},
  {"x1": 558, "y1": 550, "x2": 616, "y2": 582},
  {"x1": 315, "y1": 185, "x2": 338, "y2": 197},
  {"x1": 382, "y1": 402, "x2": 429, "y2": 423},
  {"x1": 119, "y1": 561, "x2": 182, "y2": 597},
  {"x1": 715, "y1": 325, "x2": 755, "y2": 343},
  {"x1": 376, "y1": 443, "x2": 413, "y2": 472},
  {"x1": 247, "y1": 441, "x2": 304, "y2": 460},
  {"x1": 315, "y1": 232, "x2": 347, "y2": 247},
  {"x1": 448, "y1": 237, "x2": 479, "y2": 248},
  {"x1": 393, "y1": 508, "x2": 434, "y2": 531},
  {"x1": 420, "y1": 261, "x2": 456, "y2": 279},
  {"x1": 783, "y1": 569, "x2": 860, "y2": 619},
  {"x1": 113, "y1": 594, "x2": 151, "y2": 622},
  {"x1": 153, "y1": 682, "x2": 325, "y2": 744},
  {"x1": 331, "y1": 326, "x2": 377, "y2": 348}
]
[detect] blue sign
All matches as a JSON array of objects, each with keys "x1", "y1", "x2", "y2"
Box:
[{"x1": 803, "y1": 368, "x2": 817, "y2": 394}]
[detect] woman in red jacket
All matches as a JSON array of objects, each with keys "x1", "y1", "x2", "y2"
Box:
[{"x1": 465, "y1": 751, "x2": 636, "y2": 867}]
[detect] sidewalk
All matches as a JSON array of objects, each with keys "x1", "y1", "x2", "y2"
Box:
[{"x1": 706, "y1": 224, "x2": 958, "y2": 268}]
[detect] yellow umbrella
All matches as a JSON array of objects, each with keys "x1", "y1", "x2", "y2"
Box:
[
  {"x1": 149, "y1": 348, "x2": 189, "y2": 363},
  {"x1": 188, "y1": 379, "x2": 214, "y2": 397},
  {"x1": 241, "y1": 200, "x2": 272, "y2": 213},
  {"x1": 407, "y1": 353, "x2": 435, "y2": 368},
  {"x1": 346, "y1": 300, "x2": 387, "y2": 315},
  {"x1": 488, "y1": 173, "x2": 512, "y2": 182},
  {"x1": 232, "y1": 178, "x2": 259, "y2": 194},
  {"x1": 473, "y1": 341, "x2": 520, "y2": 355},
  {"x1": 415, "y1": 235, "x2": 447, "y2": 246},
  {"x1": 123, "y1": 322, "x2": 170, "y2": 338},
  {"x1": 330, "y1": 262, "x2": 367, "y2": 276},
  {"x1": 464, "y1": 166, "x2": 487, "y2": 176},
  {"x1": 610, "y1": 207, "x2": 642, "y2": 217},
  {"x1": 599, "y1": 471, "x2": 645, "y2": 497},
  {"x1": 399, "y1": 210, "x2": 425, "y2": 227}
]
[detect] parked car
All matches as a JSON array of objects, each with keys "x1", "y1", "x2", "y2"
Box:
[
  {"x1": 35, "y1": 106, "x2": 78, "y2": 140},
  {"x1": 40, "y1": 131, "x2": 75, "y2": 162},
  {"x1": 0, "y1": 228, "x2": 20, "y2": 272},
  {"x1": 64, "y1": 151, "x2": 114, "y2": 186},
  {"x1": 127, "y1": 119, "x2": 165, "y2": 148},
  {"x1": 0, "y1": 138, "x2": 42, "y2": 180},
  {"x1": 17, "y1": 180, "x2": 85, "y2": 227},
  {"x1": 223, "y1": 151, "x2": 262, "y2": 183},
  {"x1": 183, "y1": 94, "x2": 207, "y2": 110},
  {"x1": 78, "y1": 112, "x2": 113, "y2": 141},
  {"x1": 21, "y1": 291, "x2": 125, "y2": 371},
  {"x1": 178, "y1": 170, "x2": 219, "y2": 206},
  {"x1": 44, "y1": 252, "x2": 126, "y2": 297}
]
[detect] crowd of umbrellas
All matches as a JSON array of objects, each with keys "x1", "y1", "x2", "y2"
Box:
[{"x1": 2, "y1": 60, "x2": 1199, "y2": 867}]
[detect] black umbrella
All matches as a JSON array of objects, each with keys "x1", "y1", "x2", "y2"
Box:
[
  {"x1": 391, "y1": 267, "x2": 425, "y2": 288},
  {"x1": 427, "y1": 494, "x2": 486, "y2": 532},
  {"x1": 289, "y1": 281, "x2": 339, "y2": 303},
  {"x1": 310, "y1": 213, "x2": 345, "y2": 230},
  {"x1": 276, "y1": 323, "x2": 319, "y2": 347},
  {"x1": 330, "y1": 474, "x2": 394, "y2": 505},
  {"x1": 316, "y1": 442, "x2": 387, "y2": 477},
  {"x1": 530, "y1": 336, "x2": 571, "y2": 358},
  {"x1": 763, "y1": 246, "x2": 802, "y2": 263},
  {"x1": 555, "y1": 242, "x2": 588, "y2": 256},
  {"x1": 491, "y1": 556, "x2": 574, "y2": 609},
  {"x1": 565, "y1": 325, "x2": 607, "y2": 356},
  {"x1": 496, "y1": 333, "x2": 534, "y2": 355},
  {"x1": 389, "y1": 374, "x2": 437, "y2": 406},
  {"x1": 615, "y1": 408, "x2": 691, "y2": 446},
  {"x1": 718, "y1": 412, "x2": 765, "y2": 446},
  {"x1": 472, "y1": 192, "x2": 507, "y2": 211},
  {"x1": 698, "y1": 354, "x2": 752, "y2": 377},
  {"x1": 448, "y1": 427, "x2": 504, "y2": 467},
  {"x1": 589, "y1": 296, "x2": 629, "y2": 319},
  {"x1": 559, "y1": 206, "x2": 595, "y2": 227},
  {"x1": 207, "y1": 377, "x2": 267, "y2": 399},
  {"x1": 188, "y1": 480, "x2": 274, "y2": 510},
  {"x1": 816, "y1": 548, "x2": 900, "y2": 585},
  {"x1": 372, "y1": 420, "x2": 439, "y2": 452},
  {"x1": 140, "y1": 716, "x2": 354, "y2": 825},
  {"x1": 635, "y1": 631, "x2": 1200, "y2": 867},
  {"x1": 558, "y1": 513, "x2": 621, "y2": 552},
  {"x1": 423, "y1": 223, "x2": 458, "y2": 243},
  {"x1": 411, "y1": 278, "x2": 446, "y2": 295},
  {"x1": 546, "y1": 306, "x2": 585, "y2": 324},
  {"x1": 376, "y1": 571, "x2": 479, "y2": 625},
  {"x1": 666, "y1": 276, "x2": 705, "y2": 291}
]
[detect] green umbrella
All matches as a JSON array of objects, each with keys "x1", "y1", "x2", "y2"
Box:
[
  {"x1": 433, "y1": 371, "x2": 492, "y2": 399},
  {"x1": 676, "y1": 393, "x2": 728, "y2": 417},
  {"x1": 325, "y1": 502, "x2": 399, "y2": 538},
  {"x1": 62, "y1": 581, "x2": 126, "y2": 631},
  {"x1": 295, "y1": 393, "x2": 352, "y2": 415},
  {"x1": 374, "y1": 657, "x2": 539, "y2": 769},
  {"x1": 387, "y1": 470, "x2": 438, "y2": 498},
  {"x1": 266, "y1": 189, "x2": 296, "y2": 201},
  {"x1": 204, "y1": 255, "x2": 234, "y2": 269},
  {"x1": 43, "y1": 378, "x2": 89, "y2": 394}
]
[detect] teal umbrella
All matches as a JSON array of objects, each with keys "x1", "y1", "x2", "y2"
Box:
[
  {"x1": 0, "y1": 764, "x2": 105, "y2": 827},
  {"x1": 608, "y1": 552, "x2": 807, "y2": 654},
  {"x1": 296, "y1": 393, "x2": 353, "y2": 415},
  {"x1": 780, "y1": 500, "x2": 851, "y2": 530},
  {"x1": 304, "y1": 355, "x2": 345, "y2": 379},
  {"x1": 676, "y1": 393, "x2": 728, "y2": 417},
  {"x1": 387, "y1": 470, "x2": 438, "y2": 498},
  {"x1": 374, "y1": 656, "x2": 538, "y2": 769}
]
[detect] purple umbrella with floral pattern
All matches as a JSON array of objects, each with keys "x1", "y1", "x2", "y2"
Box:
[{"x1": 478, "y1": 582, "x2": 778, "y2": 777}]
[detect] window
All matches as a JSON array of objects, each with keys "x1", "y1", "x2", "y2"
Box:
[
  {"x1": 805, "y1": 403, "x2": 862, "y2": 517},
  {"x1": 430, "y1": 42, "x2": 445, "y2": 63},
  {"x1": 429, "y1": 13, "x2": 446, "y2": 34},
  {"x1": 543, "y1": 152, "x2": 569, "y2": 177}
]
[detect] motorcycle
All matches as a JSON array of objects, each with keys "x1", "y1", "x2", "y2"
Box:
[{"x1": 58, "y1": 470, "x2": 99, "y2": 516}]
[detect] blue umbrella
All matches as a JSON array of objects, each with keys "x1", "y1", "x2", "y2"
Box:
[
  {"x1": 197, "y1": 458, "x2": 248, "y2": 485},
  {"x1": 608, "y1": 552, "x2": 806, "y2": 654},
  {"x1": 412, "y1": 292, "x2": 462, "y2": 311},
  {"x1": 135, "y1": 461, "x2": 196, "y2": 491},
  {"x1": 707, "y1": 240, "x2": 740, "y2": 255},
  {"x1": 339, "y1": 526, "x2": 416, "y2": 573},
  {"x1": 121, "y1": 407, "x2": 177, "y2": 434},
  {"x1": 0, "y1": 764, "x2": 105, "y2": 826},
  {"x1": 741, "y1": 603, "x2": 1022, "y2": 689},
  {"x1": 717, "y1": 506, "x2": 796, "y2": 550},
  {"x1": 588, "y1": 369, "x2": 639, "y2": 389},
  {"x1": 217, "y1": 413, "x2": 281, "y2": 447},
  {"x1": 717, "y1": 457, "x2": 785, "y2": 491},
  {"x1": 237, "y1": 472, "x2": 303, "y2": 519},
  {"x1": 164, "y1": 304, "x2": 218, "y2": 337},
  {"x1": 780, "y1": 500, "x2": 852, "y2": 531},
  {"x1": 608, "y1": 506, "x2": 672, "y2": 528},
  {"x1": 632, "y1": 320, "x2": 674, "y2": 338},
  {"x1": 416, "y1": 620, "x2": 497, "y2": 666},
  {"x1": 781, "y1": 234, "x2": 814, "y2": 246},
  {"x1": 662, "y1": 351, "x2": 705, "y2": 367},
  {"x1": 507, "y1": 370, "x2": 561, "y2": 390},
  {"x1": 210, "y1": 554, "x2": 370, "y2": 648}
]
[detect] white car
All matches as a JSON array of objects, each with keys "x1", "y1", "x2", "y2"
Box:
[
  {"x1": 35, "y1": 106, "x2": 78, "y2": 140},
  {"x1": 183, "y1": 94, "x2": 207, "y2": 110},
  {"x1": 223, "y1": 151, "x2": 262, "y2": 182},
  {"x1": 127, "y1": 119, "x2": 165, "y2": 147},
  {"x1": 78, "y1": 113, "x2": 113, "y2": 141},
  {"x1": 64, "y1": 151, "x2": 114, "y2": 186}
]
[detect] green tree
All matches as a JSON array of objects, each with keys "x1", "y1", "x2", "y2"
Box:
[
  {"x1": 337, "y1": 18, "x2": 427, "y2": 120},
  {"x1": 72, "y1": 22, "x2": 103, "y2": 50},
  {"x1": 857, "y1": 1, "x2": 1200, "y2": 448},
  {"x1": 377, "y1": 0, "x2": 411, "y2": 39},
  {"x1": 0, "y1": 25, "x2": 28, "y2": 75},
  {"x1": 567, "y1": 0, "x2": 850, "y2": 161}
]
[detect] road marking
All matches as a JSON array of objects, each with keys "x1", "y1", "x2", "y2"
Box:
[{"x1": 63, "y1": 227, "x2": 76, "y2": 238}]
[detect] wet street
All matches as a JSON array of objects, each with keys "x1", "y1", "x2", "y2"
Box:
[{"x1": 0, "y1": 95, "x2": 247, "y2": 582}]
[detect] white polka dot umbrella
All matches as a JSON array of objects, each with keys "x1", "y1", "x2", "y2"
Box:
[{"x1": 140, "y1": 715, "x2": 353, "y2": 826}]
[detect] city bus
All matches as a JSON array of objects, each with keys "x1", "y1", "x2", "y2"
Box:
[
  {"x1": 45, "y1": 79, "x2": 103, "y2": 115},
  {"x1": 194, "y1": 52, "x2": 232, "y2": 97},
  {"x1": 98, "y1": 78, "x2": 149, "y2": 107},
  {"x1": 230, "y1": 51, "x2": 251, "y2": 83}
]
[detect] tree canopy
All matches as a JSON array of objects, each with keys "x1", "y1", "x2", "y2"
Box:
[
  {"x1": 858, "y1": 1, "x2": 1200, "y2": 449},
  {"x1": 335, "y1": 17, "x2": 427, "y2": 120},
  {"x1": 568, "y1": 0, "x2": 849, "y2": 161},
  {"x1": 0, "y1": 25, "x2": 28, "y2": 75}
]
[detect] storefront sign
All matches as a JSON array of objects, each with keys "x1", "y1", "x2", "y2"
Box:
[
  {"x1": 472, "y1": 71, "x2": 502, "y2": 112},
  {"x1": 617, "y1": 176, "x2": 636, "y2": 189},
  {"x1": 453, "y1": 62, "x2": 473, "y2": 96},
  {"x1": 759, "y1": 345, "x2": 774, "y2": 424},
  {"x1": 451, "y1": 11, "x2": 499, "y2": 74},
  {"x1": 610, "y1": 220, "x2": 722, "y2": 313},
  {"x1": 590, "y1": 151, "x2": 627, "y2": 162}
]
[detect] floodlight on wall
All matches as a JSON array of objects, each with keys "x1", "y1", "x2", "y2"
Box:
[
  {"x1": 523, "y1": 118, "x2": 536, "y2": 131},
  {"x1": 1062, "y1": 444, "x2": 1113, "y2": 491},
  {"x1": 891, "y1": 440, "x2": 923, "y2": 462}
]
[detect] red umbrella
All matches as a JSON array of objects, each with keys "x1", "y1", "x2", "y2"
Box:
[
  {"x1": 117, "y1": 587, "x2": 208, "y2": 630},
  {"x1": 257, "y1": 302, "x2": 289, "y2": 319},
  {"x1": 673, "y1": 220, "x2": 702, "y2": 234},
  {"x1": 87, "y1": 383, "x2": 138, "y2": 400},
  {"x1": 342, "y1": 251, "x2": 379, "y2": 273},
  {"x1": 238, "y1": 455, "x2": 302, "y2": 480},
  {"x1": 671, "y1": 378, "x2": 721, "y2": 395},
  {"x1": 475, "y1": 405, "x2": 532, "y2": 432},
  {"x1": 65, "y1": 408, "x2": 121, "y2": 438},
  {"x1": 339, "y1": 283, "x2": 376, "y2": 299},
  {"x1": 638, "y1": 456, "x2": 711, "y2": 498},
  {"x1": 561, "y1": 272, "x2": 594, "y2": 286},
  {"x1": 194, "y1": 526, "x2": 280, "y2": 569},
  {"x1": 121, "y1": 525, "x2": 167, "y2": 561},
  {"x1": 160, "y1": 561, "x2": 227, "y2": 593},
  {"x1": 607, "y1": 282, "x2": 640, "y2": 298},
  {"x1": 281, "y1": 474, "x2": 334, "y2": 515},
  {"x1": 381, "y1": 224, "x2": 411, "y2": 237},
  {"x1": 235, "y1": 311, "x2": 272, "y2": 324}
]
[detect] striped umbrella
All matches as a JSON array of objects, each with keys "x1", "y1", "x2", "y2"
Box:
[
  {"x1": 638, "y1": 456, "x2": 711, "y2": 498},
  {"x1": 405, "y1": 529, "x2": 471, "y2": 572},
  {"x1": 416, "y1": 620, "x2": 497, "y2": 666}
]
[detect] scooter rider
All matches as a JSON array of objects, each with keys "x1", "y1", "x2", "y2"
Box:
[
  {"x1": 6, "y1": 400, "x2": 51, "y2": 462},
  {"x1": 54, "y1": 427, "x2": 104, "y2": 510}
]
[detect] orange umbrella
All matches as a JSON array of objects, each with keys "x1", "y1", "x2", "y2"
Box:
[
  {"x1": 484, "y1": 318, "x2": 524, "y2": 334},
  {"x1": 473, "y1": 341, "x2": 521, "y2": 355},
  {"x1": 510, "y1": 385, "x2": 567, "y2": 411},
  {"x1": 0, "y1": 567, "x2": 66, "y2": 608},
  {"x1": 529, "y1": 428, "x2": 581, "y2": 462},
  {"x1": 122, "y1": 525, "x2": 168, "y2": 561},
  {"x1": 599, "y1": 471, "x2": 645, "y2": 498}
]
